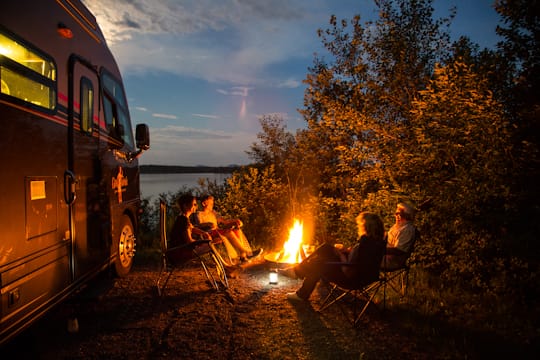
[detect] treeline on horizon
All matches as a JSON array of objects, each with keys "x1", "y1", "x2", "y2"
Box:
[{"x1": 140, "y1": 164, "x2": 241, "y2": 174}]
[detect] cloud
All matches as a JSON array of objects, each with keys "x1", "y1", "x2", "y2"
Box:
[
  {"x1": 276, "y1": 78, "x2": 302, "y2": 89},
  {"x1": 153, "y1": 125, "x2": 232, "y2": 140},
  {"x1": 82, "y1": 0, "x2": 306, "y2": 42},
  {"x1": 217, "y1": 86, "x2": 252, "y2": 97},
  {"x1": 152, "y1": 113, "x2": 178, "y2": 120},
  {"x1": 82, "y1": 0, "x2": 320, "y2": 86},
  {"x1": 135, "y1": 106, "x2": 148, "y2": 111},
  {"x1": 192, "y1": 114, "x2": 219, "y2": 119}
]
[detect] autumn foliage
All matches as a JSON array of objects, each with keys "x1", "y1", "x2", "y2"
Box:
[{"x1": 216, "y1": 0, "x2": 539, "y2": 306}]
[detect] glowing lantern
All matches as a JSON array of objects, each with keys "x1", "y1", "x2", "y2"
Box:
[{"x1": 269, "y1": 269, "x2": 278, "y2": 284}]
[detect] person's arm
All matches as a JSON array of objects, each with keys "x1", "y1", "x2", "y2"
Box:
[
  {"x1": 193, "y1": 211, "x2": 217, "y2": 231},
  {"x1": 394, "y1": 224, "x2": 415, "y2": 253},
  {"x1": 196, "y1": 222, "x2": 217, "y2": 231},
  {"x1": 170, "y1": 215, "x2": 195, "y2": 246},
  {"x1": 191, "y1": 225, "x2": 212, "y2": 240},
  {"x1": 215, "y1": 211, "x2": 241, "y2": 228},
  {"x1": 341, "y1": 241, "x2": 362, "y2": 277}
]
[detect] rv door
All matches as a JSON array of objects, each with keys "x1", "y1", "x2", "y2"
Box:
[{"x1": 68, "y1": 56, "x2": 109, "y2": 279}]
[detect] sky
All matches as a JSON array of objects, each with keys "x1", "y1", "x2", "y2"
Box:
[{"x1": 81, "y1": 0, "x2": 502, "y2": 167}]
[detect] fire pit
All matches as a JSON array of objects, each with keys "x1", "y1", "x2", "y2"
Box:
[
  {"x1": 264, "y1": 251, "x2": 304, "y2": 269},
  {"x1": 264, "y1": 218, "x2": 310, "y2": 269}
]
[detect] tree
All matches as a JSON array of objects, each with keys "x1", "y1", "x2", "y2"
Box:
[
  {"x1": 407, "y1": 60, "x2": 514, "y2": 287},
  {"x1": 300, "y1": 0, "x2": 454, "y2": 237},
  {"x1": 299, "y1": 0, "x2": 530, "y2": 294},
  {"x1": 222, "y1": 115, "x2": 319, "y2": 250},
  {"x1": 495, "y1": 0, "x2": 540, "y2": 258},
  {"x1": 247, "y1": 114, "x2": 305, "y2": 215}
]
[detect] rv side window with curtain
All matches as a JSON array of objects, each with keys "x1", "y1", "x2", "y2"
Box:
[
  {"x1": 80, "y1": 77, "x2": 93, "y2": 134},
  {"x1": 0, "y1": 30, "x2": 56, "y2": 110}
]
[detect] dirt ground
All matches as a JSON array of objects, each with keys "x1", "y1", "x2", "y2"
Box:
[{"x1": 2, "y1": 253, "x2": 533, "y2": 359}]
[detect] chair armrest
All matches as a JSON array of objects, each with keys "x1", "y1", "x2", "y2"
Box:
[
  {"x1": 167, "y1": 240, "x2": 210, "y2": 253},
  {"x1": 196, "y1": 223, "x2": 215, "y2": 231},
  {"x1": 192, "y1": 239, "x2": 211, "y2": 245}
]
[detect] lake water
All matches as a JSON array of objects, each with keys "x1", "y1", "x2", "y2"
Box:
[{"x1": 140, "y1": 173, "x2": 230, "y2": 200}]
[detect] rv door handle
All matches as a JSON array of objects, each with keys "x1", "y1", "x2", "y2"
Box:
[{"x1": 64, "y1": 170, "x2": 77, "y2": 205}]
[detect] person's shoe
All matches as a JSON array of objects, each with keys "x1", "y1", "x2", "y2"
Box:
[
  {"x1": 279, "y1": 266, "x2": 298, "y2": 279},
  {"x1": 248, "y1": 248, "x2": 263, "y2": 258},
  {"x1": 287, "y1": 292, "x2": 306, "y2": 302}
]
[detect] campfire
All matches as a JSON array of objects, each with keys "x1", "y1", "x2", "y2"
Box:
[{"x1": 264, "y1": 218, "x2": 307, "y2": 266}]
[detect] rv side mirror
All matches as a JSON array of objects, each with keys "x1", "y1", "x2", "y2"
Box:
[{"x1": 136, "y1": 123, "x2": 150, "y2": 151}]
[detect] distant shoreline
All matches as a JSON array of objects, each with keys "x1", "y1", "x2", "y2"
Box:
[{"x1": 140, "y1": 164, "x2": 241, "y2": 174}]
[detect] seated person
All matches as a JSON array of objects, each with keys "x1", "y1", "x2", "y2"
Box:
[
  {"x1": 169, "y1": 193, "x2": 240, "y2": 277},
  {"x1": 285, "y1": 212, "x2": 386, "y2": 302},
  {"x1": 381, "y1": 202, "x2": 417, "y2": 271},
  {"x1": 168, "y1": 194, "x2": 213, "y2": 264},
  {"x1": 192, "y1": 194, "x2": 262, "y2": 263}
]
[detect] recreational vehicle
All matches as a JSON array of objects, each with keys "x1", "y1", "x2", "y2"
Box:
[{"x1": 0, "y1": 0, "x2": 149, "y2": 344}]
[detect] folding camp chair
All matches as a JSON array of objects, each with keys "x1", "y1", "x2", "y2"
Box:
[
  {"x1": 156, "y1": 200, "x2": 228, "y2": 296},
  {"x1": 317, "y1": 263, "x2": 384, "y2": 326},
  {"x1": 189, "y1": 213, "x2": 237, "y2": 266},
  {"x1": 207, "y1": 229, "x2": 237, "y2": 266},
  {"x1": 380, "y1": 228, "x2": 420, "y2": 305}
]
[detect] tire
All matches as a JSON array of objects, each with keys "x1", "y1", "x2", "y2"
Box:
[{"x1": 113, "y1": 215, "x2": 135, "y2": 277}]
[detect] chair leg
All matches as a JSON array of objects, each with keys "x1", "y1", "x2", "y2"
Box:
[
  {"x1": 382, "y1": 276, "x2": 387, "y2": 311},
  {"x1": 318, "y1": 281, "x2": 383, "y2": 326},
  {"x1": 353, "y1": 282, "x2": 382, "y2": 325},
  {"x1": 212, "y1": 236, "x2": 235, "y2": 266},
  {"x1": 199, "y1": 259, "x2": 218, "y2": 290},
  {"x1": 156, "y1": 266, "x2": 174, "y2": 297},
  {"x1": 382, "y1": 267, "x2": 410, "y2": 299},
  {"x1": 209, "y1": 250, "x2": 229, "y2": 289},
  {"x1": 318, "y1": 284, "x2": 349, "y2": 312},
  {"x1": 195, "y1": 248, "x2": 229, "y2": 291},
  {"x1": 400, "y1": 268, "x2": 410, "y2": 296}
]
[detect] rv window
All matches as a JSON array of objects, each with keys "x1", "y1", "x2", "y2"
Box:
[
  {"x1": 0, "y1": 33, "x2": 55, "y2": 80},
  {"x1": 103, "y1": 93, "x2": 117, "y2": 133},
  {"x1": 0, "y1": 31, "x2": 56, "y2": 110},
  {"x1": 117, "y1": 107, "x2": 134, "y2": 149},
  {"x1": 101, "y1": 71, "x2": 134, "y2": 149},
  {"x1": 102, "y1": 72, "x2": 127, "y2": 109},
  {"x1": 80, "y1": 77, "x2": 94, "y2": 134}
]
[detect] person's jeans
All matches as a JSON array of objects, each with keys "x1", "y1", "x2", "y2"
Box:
[{"x1": 295, "y1": 243, "x2": 344, "y2": 299}]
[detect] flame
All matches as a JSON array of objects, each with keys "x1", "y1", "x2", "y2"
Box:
[{"x1": 280, "y1": 218, "x2": 304, "y2": 264}]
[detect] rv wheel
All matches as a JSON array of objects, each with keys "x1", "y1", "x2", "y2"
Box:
[{"x1": 113, "y1": 215, "x2": 135, "y2": 277}]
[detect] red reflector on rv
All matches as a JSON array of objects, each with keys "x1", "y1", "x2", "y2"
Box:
[{"x1": 57, "y1": 23, "x2": 73, "y2": 39}]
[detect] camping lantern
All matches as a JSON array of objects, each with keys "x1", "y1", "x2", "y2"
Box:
[{"x1": 269, "y1": 269, "x2": 278, "y2": 284}]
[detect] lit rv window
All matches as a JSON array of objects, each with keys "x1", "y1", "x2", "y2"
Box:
[
  {"x1": 0, "y1": 31, "x2": 56, "y2": 110},
  {"x1": 102, "y1": 71, "x2": 134, "y2": 149},
  {"x1": 80, "y1": 77, "x2": 93, "y2": 134}
]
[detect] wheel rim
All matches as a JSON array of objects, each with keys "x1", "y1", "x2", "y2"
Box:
[{"x1": 119, "y1": 224, "x2": 136, "y2": 267}]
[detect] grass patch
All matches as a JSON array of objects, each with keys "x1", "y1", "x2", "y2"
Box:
[{"x1": 378, "y1": 267, "x2": 539, "y2": 358}]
